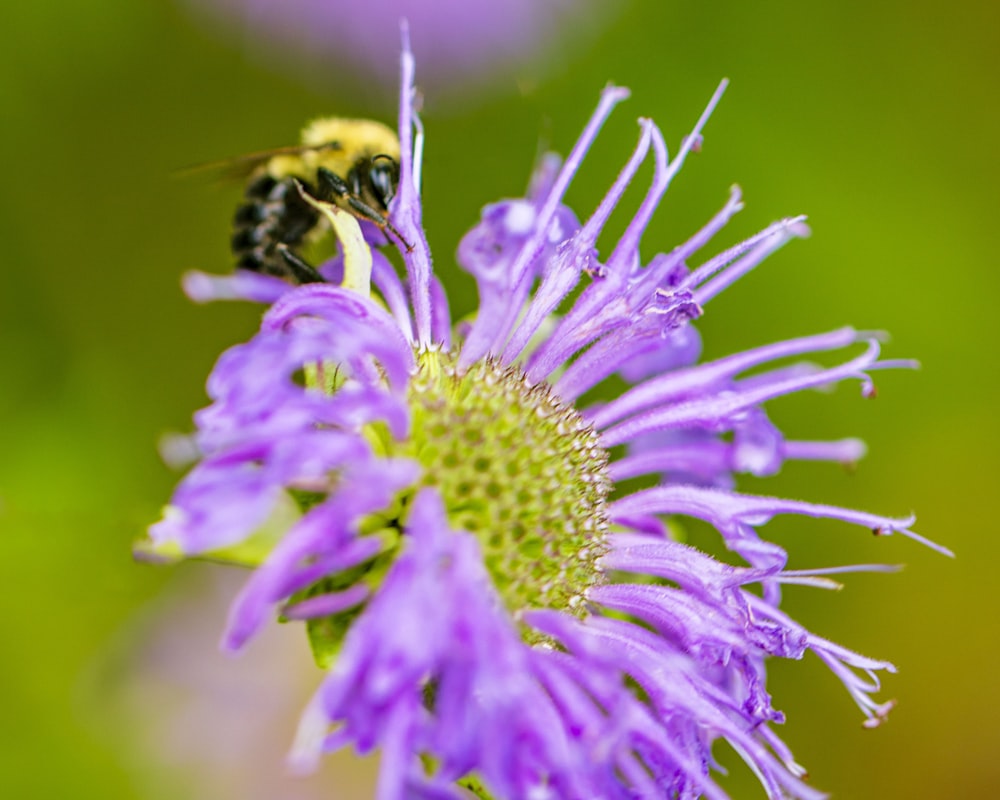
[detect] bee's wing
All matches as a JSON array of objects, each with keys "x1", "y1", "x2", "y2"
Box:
[{"x1": 175, "y1": 141, "x2": 344, "y2": 183}]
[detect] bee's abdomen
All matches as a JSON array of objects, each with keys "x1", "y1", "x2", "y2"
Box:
[{"x1": 231, "y1": 175, "x2": 320, "y2": 277}]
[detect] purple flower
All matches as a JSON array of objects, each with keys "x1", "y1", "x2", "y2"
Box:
[
  {"x1": 147, "y1": 32, "x2": 951, "y2": 800},
  {"x1": 97, "y1": 568, "x2": 362, "y2": 800},
  {"x1": 184, "y1": 0, "x2": 618, "y2": 97}
]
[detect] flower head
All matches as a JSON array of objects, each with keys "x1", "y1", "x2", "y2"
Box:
[{"x1": 147, "y1": 32, "x2": 950, "y2": 799}]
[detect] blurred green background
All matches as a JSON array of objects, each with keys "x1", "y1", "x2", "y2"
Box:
[{"x1": 2, "y1": 0, "x2": 996, "y2": 797}]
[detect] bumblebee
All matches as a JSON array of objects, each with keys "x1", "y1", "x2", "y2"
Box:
[{"x1": 223, "y1": 117, "x2": 406, "y2": 284}]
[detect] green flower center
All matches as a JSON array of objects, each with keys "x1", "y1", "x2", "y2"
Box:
[{"x1": 402, "y1": 348, "x2": 611, "y2": 624}]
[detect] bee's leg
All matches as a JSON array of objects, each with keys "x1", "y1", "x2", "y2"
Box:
[
  {"x1": 276, "y1": 244, "x2": 326, "y2": 284},
  {"x1": 315, "y1": 167, "x2": 351, "y2": 203},
  {"x1": 316, "y1": 167, "x2": 414, "y2": 252}
]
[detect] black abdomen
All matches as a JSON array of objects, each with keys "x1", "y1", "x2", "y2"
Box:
[{"x1": 231, "y1": 174, "x2": 320, "y2": 278}]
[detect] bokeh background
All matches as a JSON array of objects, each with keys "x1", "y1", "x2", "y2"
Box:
[{"x1": 2, "y1": 0, "x2": 997, "y2": 797}]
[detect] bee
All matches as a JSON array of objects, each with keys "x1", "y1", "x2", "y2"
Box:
[{"x1": 216, "y1": 117, "x2": 408, "y2": 284}]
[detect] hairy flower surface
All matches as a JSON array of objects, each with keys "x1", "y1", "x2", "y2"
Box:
[{"x1": 148, "y1": 33, "x2": 950, "y2": 800}]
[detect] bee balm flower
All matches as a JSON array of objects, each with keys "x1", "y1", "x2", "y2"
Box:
[
  {"x1": 146, "y1": 33, "x2": 950, "y2": 800},
  {"x1": 185, "y1": 0, "x2": 619, "y2": 98}
]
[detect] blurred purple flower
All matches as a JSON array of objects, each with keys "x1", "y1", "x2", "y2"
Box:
[
  {"x1": 185, "y1": 0, "x2": 621, "y2": 97},
  {"x1": 98, "y1": 568, "x2": 377, "y2": 799},
  {"x1": 148, "y1": 34, "x2": 950, "y2": 800}
]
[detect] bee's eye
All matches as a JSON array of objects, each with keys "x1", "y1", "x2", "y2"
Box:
[{"x1": 368, "y1": 156, "x2": 399, "y2": 209}]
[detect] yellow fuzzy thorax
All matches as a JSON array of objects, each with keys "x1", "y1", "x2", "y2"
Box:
[{"x1": 265, "y1": 117, "x2": 401, "y2": 181}]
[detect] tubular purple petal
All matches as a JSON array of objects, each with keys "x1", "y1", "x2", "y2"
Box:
[
  {"x1": 688, "y1": 216, "x2": 811, "y2": 304},
  {"x1": 599, "y1": 339, "x2": 887, "y2": 447},
  {"x1": 784, "y1": 437, "x2": 867, "y2": 463},
  {"x1": 282, "y1": 584, "x2": 370, "y2": 620},
  {"x1": 393, "y1": 23, "x2": 435, "y2": 346},
  {"x1": 610, "y1": 484, "x2": 949, "y2": 556},
  {"x1": 590, "y1": 326, "x2": 864, "y2": 431},
  {"x1": 183, "y1": 268, "x2": 290, "y2": 304},
  {"x1": 609, "y1": 80, "x2": 728, "y2": 274}
]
